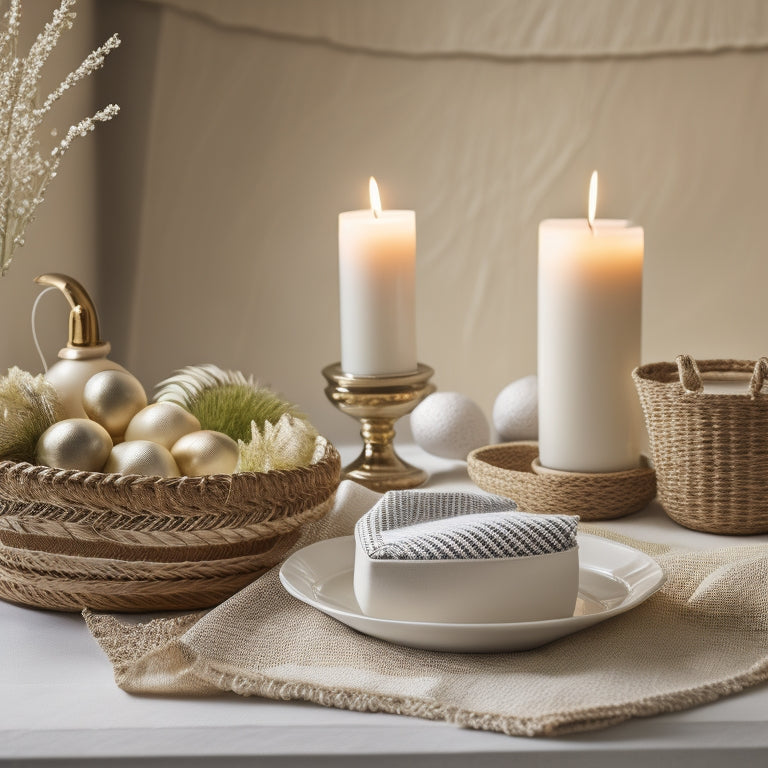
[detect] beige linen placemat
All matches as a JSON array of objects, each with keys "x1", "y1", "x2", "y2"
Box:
[{"x1": 85, "y1": 481, "x2": 768, "y2": 737}]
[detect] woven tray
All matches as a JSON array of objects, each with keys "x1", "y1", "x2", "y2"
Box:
[
  {"x1": 633, "y1": 356, "x2": 768, "y2": 534},
  {"x1": 0, "y1": 437, "x2": 341, "y2": 612},
  {"x1": 467, "y1": 442, "x2": 656, "y2": 520}
]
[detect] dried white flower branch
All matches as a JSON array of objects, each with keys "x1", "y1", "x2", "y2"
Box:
[{"x1": 0, "y1": 0, "x2": 120, "y2": 276}]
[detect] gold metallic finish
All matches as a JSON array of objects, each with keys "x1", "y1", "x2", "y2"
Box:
[
  {"x1": 322, "y1": 363, "x2": 435, "y2": 492},
  {"x1": 171, "y1": 430, "x2": 239, "y2": 477},
  {"x1": 82, "y1": 370, "x2": 147, "y2": 439},
  {"x1": 125, "y1": 402, "x2": 201, "y2": 449},
  {"x1": 35, "y1": 273, "x2": 102, "y2": 347},
  {"x1": 104, "y1": 440, "x2": 180, "y2": 478},
  {"x1": 36, "y1": 418, "x2": 112, "y2": 472}
]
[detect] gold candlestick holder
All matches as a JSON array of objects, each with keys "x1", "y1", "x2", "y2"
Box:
[{"x1": 322, "y1": 363, "x2": 435, "y2": 492}]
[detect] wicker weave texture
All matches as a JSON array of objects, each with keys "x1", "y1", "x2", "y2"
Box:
[
  {"x1": 0, "y1": 438, "x2": 341, "y2": 611},
  {"x1": 467, "y1": 442, "x2": 656, "y2": 520},
  {"x1": 633, "y1": 356, "x2": 768, "y2": 534}
]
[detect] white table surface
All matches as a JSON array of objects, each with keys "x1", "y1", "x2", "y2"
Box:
[{"x1": 2, "y1": 444, "x2": 768, "y2": 767}]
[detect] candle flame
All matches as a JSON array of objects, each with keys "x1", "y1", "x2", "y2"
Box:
[
  {"x1": 369, "y1": 176, "x2": 382, "y2": 219},
  {"x1": 587, "y1": 170, "x2": 598, "y2": 233}
]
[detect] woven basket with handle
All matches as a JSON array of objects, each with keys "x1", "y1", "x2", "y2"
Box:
[
  {"x1": 633, "y1": 356, "x2": 768, "y2": 535},
  {"x1": 0, "y1": 436, "x2": 341, "y2": 612}
]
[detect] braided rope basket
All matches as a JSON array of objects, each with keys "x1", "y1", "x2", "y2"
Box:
[
  {"x1": 633, "y1": 356, "x2": 768, "y2": 534},
  {"x1": 468, "y1": 442, "x2": 656, "y2": 520},
  {"x1": 0, "y1": 436, "x2": 341, "y2": 612}
]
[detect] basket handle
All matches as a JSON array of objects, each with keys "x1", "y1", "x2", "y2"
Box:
[
  {"x1": 677, "y1": 354, "x2": 768, "y2": 396},
  {"x1": 750, "y1": 357, "x2": 768, "y2": 397},
  {"x1": 676, "y1": 354, "x2": 703, "y2": 394}
]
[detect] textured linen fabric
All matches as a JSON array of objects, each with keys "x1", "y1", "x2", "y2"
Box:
[
  {"x1": 140, "y1": 0, "x2": 768, "y2": 59},
  {"x1": 356, "y1": 490, "x2": 577, "y2": 560},
  {"x1": 86, "y1": 480, "x2": 768, "y2": 737}
]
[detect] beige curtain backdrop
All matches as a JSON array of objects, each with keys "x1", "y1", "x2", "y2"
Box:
[{"x1": 3, "y1": 0, "x2": 768, "y2": 444}]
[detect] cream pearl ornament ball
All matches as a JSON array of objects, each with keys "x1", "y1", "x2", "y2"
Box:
[
  {"x1": 171, "y1": 430, "x2": 239, "y2": 476},
  {"x1": 493, "y1": 374, "x2": 538, "y2": 441},
  {"x1": 82, "y1": 370, "x2": 147, "y2": 440},
  {"x1": 104, "y1": 440, "x2": 180, "y2": 477},
  {"x1": 36, "y1": 418, "x2": 112, "y2": 471},
  {"x1": 410, "y1": 392, "x2": 490, "y2": 460},
  {"x1": 124, "y1": 402, "x2": 201, "y2": 449}
]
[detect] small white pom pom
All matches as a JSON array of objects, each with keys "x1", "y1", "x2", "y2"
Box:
[
  {"x1": 493, "y1": 374, "x2": 538, "y2": 441},
  {"x1": 411, "y1": 392, "x2": 490, "y2": 460}
]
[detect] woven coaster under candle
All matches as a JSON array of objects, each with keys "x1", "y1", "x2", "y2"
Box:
[
  {"x1": 467, "y1": 442, "x2": 656, "y2": 520},
  {"x1": 0, "y1": 437, "x2": 341, "y2": 612},
  {"x1": 633, "y1": 355, "x2": 768, "y2": 535}
]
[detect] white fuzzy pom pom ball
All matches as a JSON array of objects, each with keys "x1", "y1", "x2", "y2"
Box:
[
  {"x1": 410, "y1": 392, "x2": 490, "y2": 460},
  {"x1": 493, "y1": 374, "x2": 538, "y2": 441}
]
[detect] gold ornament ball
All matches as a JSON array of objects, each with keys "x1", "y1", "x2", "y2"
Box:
[
  {"x1": 82, "y1": 370, "x2": 147, "y2": 439},
  {"x1": 124, "y1": 402, "x2": 201, "y2": 449},
  {"x1": 171, "y1": 430, "x2": 239, "y2": 476},
  {"x1": 104, "y1": 440, "x2": 180, "y2": 477},
  {"x1": 36, "y1": 418, "x2": 113, "y2": 471}
]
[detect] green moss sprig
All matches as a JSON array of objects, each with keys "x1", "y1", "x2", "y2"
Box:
[{"x1": 154, "y1": 364, "x2": 302, "y2": 443}]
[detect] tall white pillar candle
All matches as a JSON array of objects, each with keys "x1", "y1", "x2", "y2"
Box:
[
  {"x1": 338, "y1": 178, "x2": 417, "y2": 375},
  {"x1": 538, "y1": 218, "x2": 643, "y2": 472}
]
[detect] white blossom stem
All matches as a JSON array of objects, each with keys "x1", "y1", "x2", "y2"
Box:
[{"x1": 0, "y1": 0, "x2": 120, "y2": 276}]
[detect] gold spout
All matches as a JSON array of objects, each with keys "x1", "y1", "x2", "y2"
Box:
[{"x1": 34, "y1": 273, "x2": 102, "y2": 347}]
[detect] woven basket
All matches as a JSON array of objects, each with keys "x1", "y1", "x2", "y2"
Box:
[
  {"x1": 468, "y1": 442, "x2": 656, "y2": 520},
  {"x1": 0, "y1": 437, "x2": 341, "y2": 612},
  {"x1": 633, "y1": 356, "x2": 768, "y2": 534}
]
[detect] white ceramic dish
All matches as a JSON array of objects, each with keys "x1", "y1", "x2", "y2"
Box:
[
  {"x1": 353, "y1": 536, "x2": 579, "y2": 623},
  {"x1": 279, "y1": 534, "x2": 666, "y2": 653}
]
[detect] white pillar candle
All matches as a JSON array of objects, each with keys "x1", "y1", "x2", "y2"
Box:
[
  {"x1": 338, "y1": 178, "x2": 417, "y2": 376},
  {"x1": 538, "y1": 175, "x2": 643, "y2": 472}
]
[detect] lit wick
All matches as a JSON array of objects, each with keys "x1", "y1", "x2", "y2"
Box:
[
  {"x1": 369, "y1": 176, "x2": 382, "y2": 219},
  {"x1": 587, "y1": 170, "x2": 598, "y2": 235}
]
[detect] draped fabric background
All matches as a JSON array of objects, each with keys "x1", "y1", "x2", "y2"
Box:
[{"x1": 3, "y1": 0, "x2": 768, "y2": 443}]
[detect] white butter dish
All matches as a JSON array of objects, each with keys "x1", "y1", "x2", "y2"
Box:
[{"x1": 353, "y1": 491, "x2": 579, "y2": 624}]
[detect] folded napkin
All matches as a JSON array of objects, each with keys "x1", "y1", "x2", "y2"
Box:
[
  {"x1": 85, "y1": 481, "x2": 768, "y2": 738},
  {"x1": 356, "y1": 490, "x2": 578, "y2": 560}
]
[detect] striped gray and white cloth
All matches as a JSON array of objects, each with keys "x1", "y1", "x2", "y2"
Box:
[{"x1": 355, "y1": 490, "x2": 578, "y2": 561}]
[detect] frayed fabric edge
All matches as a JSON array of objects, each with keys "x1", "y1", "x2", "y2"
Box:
[{"x1": 185, "y1": 653, "x2": 768, "y2": 738}]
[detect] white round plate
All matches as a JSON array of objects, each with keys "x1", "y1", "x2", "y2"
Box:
[{"x1": 279, "y1": 534, "x2": 666, "y2": 653}]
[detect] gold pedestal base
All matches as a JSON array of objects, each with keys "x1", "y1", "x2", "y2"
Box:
[{"x1": 322, "y1": 363, "x2": 435, "y2": 492}]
